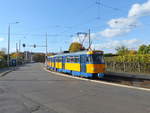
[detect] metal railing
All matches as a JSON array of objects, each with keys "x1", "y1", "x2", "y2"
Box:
[{"x1": 105, "y1": 61, "x2": 150, "y2": 74}]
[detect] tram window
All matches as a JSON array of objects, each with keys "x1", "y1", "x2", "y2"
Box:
[
  {"x1": 67, "y1": 57, "x2": 70, "y2": 62},
  {"x1": 66, "y1": 57, "x2": 68, "y2": 62},
  {"x1": 57, "y1": 57, "x2": 60, "y2": 62},
  {"x1": 74, "y1": 56, "x2": 79, "y2": 63},
  {"x1": 56, "y1": 58, "x2": 58, "y2": 62},
  {"x1": 70, "y1": 56, "x2": 74, "y2": 62},
  {"x1": 58, "y1": 57, "x2": 60, "y2": 62},
  {"x1": 60, "y1": 57, "x2": 62, "y2": 62},
  {"x1": 87, "y1": 57, "x2": 90, "y2": 63},
  {"x1": 59, "y1": 57, "x2": 62, "y2": 62},
  {"x1": 90, "y1": 54, "x2": 104, "y2": 64}
]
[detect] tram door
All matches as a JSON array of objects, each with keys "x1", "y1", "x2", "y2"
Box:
[
  {"x1": 62, "y1": 56, "x2": 65, "y2": 69},
  {"x1": 80, "y1": 55, "x2": 86, "y2": 73},
  {"x1": 54, "y1": 58, "x2": 55, "y2": 68}
]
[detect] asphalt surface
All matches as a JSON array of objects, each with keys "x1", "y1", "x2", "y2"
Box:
[
  {"x1": 0, "y1": 67, "x2": 11, "y2": 73},
  {"x1": 0, "y1": 63, "x2": 150, "y2": 113}
]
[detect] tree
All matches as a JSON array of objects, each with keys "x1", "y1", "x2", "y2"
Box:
[
  {"x1": 1, "y1": 48, "x2": 6, "y2": 54},
  {"x1": 147, "y1": 45, "x2": 150, "y2": 54},
  {"x1": 32, "y1": 53, "x2": 45, "y2": 62},
  {"x1": 11, "y1": 52, "x2": 24, "y2": 59},
  {"x1": 128, "y1": 50, "x2": 137, "y2": 55},
  {"x1": 0, "y1": 55, "x2": 6, "y2": 67},
  {"x1": 104, "y1": 53, "x2": 117, "y2": 57},
  {"x1": 115, "y1": 46, "x2": 129, "y2": 55},
  {"x1": 0, "y1": 48, "x2": 7, "y2": 61},
  {"x1": 0, "y1": 51, "x2": 5, "y2": 56},
  {"x1": 47, "y1": 53, "x2": 56, "y2": 56},
  {"x1": 138, "y1": 44, "x2": 149, "y2": 54},
  {"x1": 69, "y1": 42, "x2": 85, "y2": 53}
]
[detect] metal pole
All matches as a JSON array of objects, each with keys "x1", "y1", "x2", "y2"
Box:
[
  {"x1": 19, "y1": 40, "x2": 21, "y2": 52},
  {"x1": 7, "y1": 22, "x2": 19, "y2": 66},
  {"x1": 16, "y1": 43, "x2": 18, "y2": 53},
  {"x1": 16, "y1": 43, "x2": 18, "y2": 65},
  {"x1": 7, "y1": 24, "x2": 10, "y2": 67},
  {"x1": 26, "y1": 51, "x2": 28, "y2": 62},
  {"x1": 45, "y1": 33, "x2": 48, "y2": 63},
  {"x1": 88, "y1": 29, "x2": 91, "y2": 50},
  {"x1": 30, "y1": 49, "x2": 32, "y2": 62}
]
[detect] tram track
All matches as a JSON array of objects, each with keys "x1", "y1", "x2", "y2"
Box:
[{"x1": 99, "y1": 74, "x2": 150, "y2": 89}]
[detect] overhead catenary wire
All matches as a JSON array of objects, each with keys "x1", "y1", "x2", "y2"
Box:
[
  {"x1": 96, "y1": 0, "x2": 125, "y2": 13},
  {"x1": 9, "y1": 1, "x2": 127, "y2": 38}
]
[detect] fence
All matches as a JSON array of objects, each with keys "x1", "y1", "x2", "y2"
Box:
[
  {"x1": 0, "y1": 60, "x2": 7, "y2": 68},
  {"x1": 105, "y1": 61, "x2": 150, "y2": 74},
  {"x1": 0, "y1": 59, "x2": 23, "y2": 68}
]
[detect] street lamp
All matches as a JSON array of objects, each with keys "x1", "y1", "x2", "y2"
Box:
[{"x1": 7, "y1": 22, "x2": 20, "y2": 67}]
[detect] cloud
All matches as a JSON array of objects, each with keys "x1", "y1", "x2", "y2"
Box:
[
  {"x1": 0, "y1": 38, "x2": 4, "y2": 41},
  {"x1": 100, "y1": 0, "x2": 150, "y2": 38},
  {"x1": 108, "y1": 17, "x2": 138, "y2": 29},
  {"x1": 92, "y1": 39, "x2": 143, "y2": 51},
  {"x1": 128, "y1": 0, "x2": 150, "y2": 17},
  {"x1": 100, "y1": 17, "x2": 137, "y2": 38},
  {"x1": 100, "y1": 28, "x2": 131, "y2": 38}
]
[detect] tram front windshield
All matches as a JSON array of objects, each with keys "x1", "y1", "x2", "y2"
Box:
[{"x1": 88, "y1": 54, "x2": 104, "y2": 64}]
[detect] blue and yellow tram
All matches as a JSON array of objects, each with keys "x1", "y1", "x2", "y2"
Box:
[{"x1": 46, "y1": 50, "x2": 105, "y2": 78}]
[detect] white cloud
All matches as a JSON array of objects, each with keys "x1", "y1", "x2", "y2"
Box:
[
  {"x1": 128, "y1": 0, "x2": 150, "y2": 17},
  {"x1": 100, "y1": 17, "x2": 137, "y2": 38},
  {"x1": 100, "y1": 0, "x2": 150, "y2": 38},
  {"x1": 0, "y1": 37, "x2": 4, "y2": 41},
  {"x1": 92, "y1": 39, "x2": 142, "y2": 52},
  {"x1": 100, "y1": 28, "x2": 131, "y2": 38},
  {"x1": 108, "y1": 17, "x2": 138, "y2": 29}
]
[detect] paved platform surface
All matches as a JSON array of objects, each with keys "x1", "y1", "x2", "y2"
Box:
[
  {"x1": 0, "y1": 63, "x2": 150, "y2": 113},
  {"x1": 105, "y1": 71, "x2": 150, "y2": 80},
  {"x1": 0, "y1": 67, "x2": 10, "y2": 73},
  {"x1": 0, "y1": 67, "x2": 14, "y2": 77}
]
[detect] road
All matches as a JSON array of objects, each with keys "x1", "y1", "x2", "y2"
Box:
[{"x1": 0, "y1": 63, "x2": 150, "y2": 113}]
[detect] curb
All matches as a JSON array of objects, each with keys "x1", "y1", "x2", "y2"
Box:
[
  {"x1": 0, "y1": 69, "x2": 13, "y2": 77},
  {"x1": 43, "y1": 67, "x2": 150, "y2": 92}
]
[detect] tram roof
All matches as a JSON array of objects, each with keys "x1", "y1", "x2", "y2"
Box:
[{"x1": 47, "y1": 50, "x2": 103, "y2": 58}]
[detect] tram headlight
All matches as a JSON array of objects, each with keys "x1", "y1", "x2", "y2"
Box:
[{"x1": 91, "y1": 67, "x2": 95, "y2": 72}]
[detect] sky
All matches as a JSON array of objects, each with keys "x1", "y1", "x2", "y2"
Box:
[{"x1": 0, "y1": 0, "x2": 150, "y2": 53}]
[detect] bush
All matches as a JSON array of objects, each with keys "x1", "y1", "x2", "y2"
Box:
[
  {"x1": 104, "y1": 54, "x2": 150, "y2": 74},
  {"x1": 105, "y1": 54, "x2": 150, "y2": 63},
  {"x1": 0, "y1": 56, "x2": 6, "y2": 68}
]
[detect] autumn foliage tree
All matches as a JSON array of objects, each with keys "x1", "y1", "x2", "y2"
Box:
[
  {"x1": 138, "y1": 44, "x2": 150, "y2": 54},
  {"x1": 0, "y1": 55, "x2": 6, "y2": 67},
  {"x1": 32, "y1": 53, "x2": 45, "y2": 62},
  {"x1": 69, "y1": 42, "x2": 85, "y2": 53},
  {"x1": 115, "y1": 46, "x2": 129, "y2": 55},
  {"x1": 0, "y1": 49, "x2": 7, "y2": 67},
  {"x1": 11, "y1": 52, "x2": 24, "y2": 59}
]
